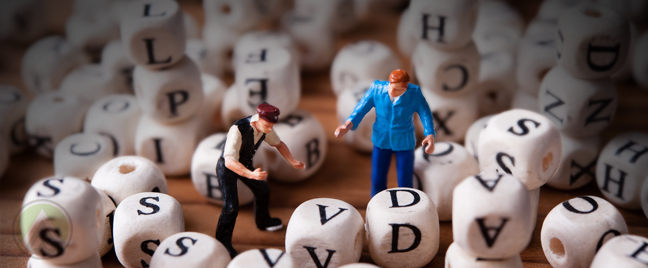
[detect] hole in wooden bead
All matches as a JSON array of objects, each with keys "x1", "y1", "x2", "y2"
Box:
[
  {"x1": 220, "y1": 5, "x2": 231, "y2": 14},
  {"x1": 549, "y1": 237, "x2": 565, "y2": 258},
  {"x1": 119, "y1": 164, "x2": 136, "y2": 174},
  {"x1": 583, "y1": 8, "x2": 602, "y2": 18},
  {"x1": 542, "y1": 152, "x2": 553, "y2": 172}
]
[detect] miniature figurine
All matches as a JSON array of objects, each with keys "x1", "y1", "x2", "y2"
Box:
[
  {"x1": 215, "y1": 103, "x2": 305, "y2": 257},
  {"x1": 335, "y1": 69, "x2": 436, "y2": 197}
]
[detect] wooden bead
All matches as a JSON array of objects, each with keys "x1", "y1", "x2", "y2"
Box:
[
  {"x1": 473, "y1": 1, "x2": 523, "y2": 54},
  {"x1": 511, "y1": 90, "x2": 539, "y2": 113},
  {"x1": 232, "y1": 30, "x2": 299, "y2": 72},
  {"x1": 611, "y1": 22, "x2": 638, "y2": 81},
  {"x1": 59, "y1": 64, "x2": 128, "y2": 103},
  {"x1": 464, "y1": 115, "x2": 493, "y2": 162},
  {"x1": 96, "y1": 189, "x2": 117, "y2": 257},
  {"x1": 293, "y1": 0, "x2": 357, "y2": 34},
  {"x1": 338, "y1": 264, "x2": 381, "y2": 268},
  {"x1": 27, "y1": 252, "x2": 102, "y2": 268},
  {"x1": 478, "y1": 109, "x2": 562, "y2": 190},
  {"x1": 632, "y1": 31, "x2": 648, "y2": 90},
  {"x1": 417, "y1": 89, "x2": 478, "y2": 143},
  {"x1": 199, "y1": 73, "x2": 227, "y2": 133},
  {"x1": 25, "y1": 91, "x2": 90, "y2": 158},
  {"x1": 336, "y1": 81, "x2": 376, "y2": 153},
  {"x1": 228, "y1": 248, "x2": 294, "y2": 268},
  {"x1": 90, "y1": 155, "x2": 168, "y2": 205},
  {"x1": 366, "y1": 188, "x2": 440, "y2": 267},
  {"x1": 535, "y1": 0, "x2": 582, "y2": 23},
  {"x1": 330, "y1": 40, "x2": 401, "y2": 96},
  {"x1": 149, "y1": 232, "x2": 231, "y2": 268},
  {"x1": 0, "y1": 84, "x2": 30, "y2": 154},
  {"x1": 191, "y1": 133, "x2": 255, "y2": 206},
  {"x1": 407, "y1": 0, "x2": 478, "y2": 50},
  {"x1": 203, "y1": 21, "x2": 242, "y2": 76},
  {"x1": 412, "y1": 41, "x2": 480, "y2": 97},
  {"x1": 0, "y1": 1, "x2": 47, "y2": 43},
  {"x1": 133, "y1": 56, "x2": 203, "y2": 124},
  {"x1": 22, "y1": 177, "x2": 104, "y2": 265},
  {"x1": 516, "y1": 22, "x2": 558, "y2": 96},
  {"x1": 556, "y1": 4, "x2": 631, "y2": 79},
  {"x1": 53, "y1": 133, "x2": 114, "y2": 181},
  {"x1": 445, "y1": 242, "x2": 523, "y2": 268},
  {"x1": 453, "y1": 173, "x2": 533, "y2": 259},
  {"x1": 182, "y1": 11, "x2": 200, "y2": 39},
  {"x1": 396, "y1": 7, "x2": 417, "y2": 58},
  {"x1": 83, "y1": 94, "x2": 142, "y2": 157},
  {"x1": 414, "y1": 142, "x2": 479, "y2": 221},
  {"x1": 540, "y1": 195, "x2": 628, "y2": 268},
  {"x1": 285, "y1": 198, "x2": 364, "y2": 268},
  {"x1": 135, "y1": 114, "x2": 204, "y2": 177},
  {"x1": 65, "y1": 12, "x2": 119, "y2": 51},
  {"x1": 219, "y1": 84, "x2": 247, "y2": 128},
  {"x1": 262, "y1": 109, "x2": 327, "y2": 182},
  {"x1": 476, "y1": 51, "x2": 516, "y2": 116},
  {"x1": 546, "y1": 134, "x2": 601, "y2": 190},
  {"x1": 113, "y1": 192, "x2": 184, "y2": 268},
  {"x1": 119, "y1": 0, "x2": 186, "y2": 70},
  {"x1": 282, "y1": 10, "x2": 336, "y2": 72},
  {"x1": 595, "y1": 132, "x2": 648, "y2": 210},
  {"x1": 21, "y1": 36, "x2": 90, "y2": 95},
  {"x1": 538, "y1": 66, "x2": 618, "y2": 138},
  {"x1": 591, "y1": 234, "x2": 648, "y2": 268},
  {"x1": 100, "y1": 40, "x2": 135, "y2": 94},
  {"x1": 185, "y1": 39, "x2": 211, "y2": 76},
  {"x1": 203, "y1": 0, "x2": 264, "y2": 32}
]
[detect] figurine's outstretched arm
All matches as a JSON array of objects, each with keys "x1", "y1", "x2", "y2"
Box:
[
  {"x1": 334, "y1": 120, "x2": 354, "y2": 138},
  {"x1": 273, "y1": 141, "x2": 306, "y2": 169}
]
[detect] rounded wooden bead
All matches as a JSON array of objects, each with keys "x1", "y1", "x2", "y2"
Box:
[
  {"x1": 445, "y1": 242, "x2": 523, "y2": 268},
  {"x1": 21, "y1": 35, "x2": 90, "y2": 95},
  {"x1": 595, "y1": 132, "x2": 648, "y2": 210},
  {"x1": 407, "y1": 0, "x2": 478, "y2": 50},
  {"x1": 632, "y1": 31, "x2": 648, "y2": 90},
  {"x1": 21, "y1": 177, "x2": 104, "y2": 265},
  {"x1": 453, "y1": 173, "x2": 533, "y2": 259},
  {"x1": 293, "y1": 0, "x2": 357, "y2": 34},
  {"x1": 473, "y1": 1, "x2": 523, "y2": 55},
  {"x1": 54, "y1": 133, "x2": 114, "y2": 181},
  {"x1": 417, "y1": 89, "x2": 478, "y2": 143},
  {"x1": 228, "y1": 248, "x2": 294, "y2": 268},
  {"x1": 203, "y1": 21, "x2": 242, "y2": 76},
  {"x1": 96, "y1": 189, "x2": 117, "y2": 257},
  {"x1": 91, "y1": 155, "x2": 168, "y2": 205},
  {"x1": 135, "y1": 114, "x2": 204, "y2": 177},
  {"x1": 113, "y1": 192, "x2": 184, "y2": 268},
  {"x1": 611, "y1": 22, "x2": 638, "y2": 81},
  {"x1": 220, "y1": 84, "x2": 247, "y2": 128},
  {"x1": 232, "y1": 30, "x2": 299, "y2": 72},
  {"x1": 263, "y1": 109, "x2": 327, "y2": 182},
  {"x1": 203, "y1": 0, "x2": 264, "y2": 32},
  {"x1": 191, "y1": 133, "x2": 254, "y2": 206},
  {"x1": 185, "y1": 39, "x2": 210, "y2": 76},
  {"x1": 366, "y1": 188, "x2": 440, "y2": 267},
  {"x1": 464, "y1": 115, "x2": 493, "y2": 162},
  {"x1": 83, "y1": 94, "x2": 142, "y2": 157},
  {"x1": 27, "y1": 252, "x2": 102, "y2": 268},
  {"x1": 59, "y1": 64, "x2": 127, "y2": 103},
  {"x1": 338, "y1": 264, "x2": 380, "y2": 268},
  {"x1": 330, "y1": 40, "x2": 401, "y2": 96},
  {"x1": 591, "y1": 234, "x2": 648, "y2": 268},
  {"x1": 282, "y1": 11, "x2": 336, "y2": 72},
  {"x1": 540, "y1": 195, "x2": 628, "y2": 268},
  {"x1": 65, "y1": 12, "x2": 119, "y2": 51},
  {"x1": 149, "y1": 231, "x2": 231, "y2": 268},
  {"x1": 100, "y1": 40, "x2": 135, "y2": 94},
  {"x1": 511, "y1": 90, "x2": 539, "y2": 113},
  {"x1": 336, "y1": 81, "x2": 376, "y2": 153},
  {"x1": 285, "y1": 198, "x2": 364, "y2": 268},
  {"x1": 476, "y1": 51, "x2": 516, "y2": 116},
  {"x1": 199, "y1": 73, "x2": 227, "y2": 134},
  {"x1": 535, "y1": 0, "x2": 582, "y2": 23},
  {"x1": 25, "y1": 91, "x2": 90, "y2": 158},
  {"x1": 556, "y1": 4, "x2": 630, "y2": 79},
  {"x1": 119, "y1": 0, "x2": 186, "y2": 70},
  {"x1": 546, "y1": 134, "x2": 601, "y2": 190},
  {"x1": 182, "y1": 11, "x2": 200, "y2": 39},
  {"x1": 538, "y1": 65, "x2": 617, "y2": 138},
  {"x1": 516, "y1": 22, "x2": 558, "y2": 96},
  {"x1": 0, "y1": 84, "x2": 30, "y2": 154},
  {"x1": 396, "y1": 7, "x2": 417, "y2": 58},
  {"x1": 478, "y1": 109, "x2": 562, "y2": 190},
  {"x1": 412, "y1": 41, "x2": 480, "y2": 97},
  {"x1": 414, "y1": 142, "x2": 479, "y2": 221},
  {"x1": 133, "y1": 56, "x2": 204, "y2": 124}
]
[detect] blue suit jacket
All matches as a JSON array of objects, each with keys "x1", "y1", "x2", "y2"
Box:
[{"x1": 347, "y1": 80, "x2": 435, "y2": 151}]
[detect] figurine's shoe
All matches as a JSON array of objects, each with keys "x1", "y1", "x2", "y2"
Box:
[{"x1": 262, "y1": 218, "x2": 283, "y2": 232}]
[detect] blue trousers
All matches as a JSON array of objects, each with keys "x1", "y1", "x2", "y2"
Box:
[{"x1": 371, "y1": 145, "x2": 415, "y2": 197}]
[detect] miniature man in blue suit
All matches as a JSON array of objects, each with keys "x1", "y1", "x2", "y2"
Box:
[{"x1": 335, "y1": 69, "x2": 436, "y2": 197}]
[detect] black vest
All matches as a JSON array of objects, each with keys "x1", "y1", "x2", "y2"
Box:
[{"x1": 218, "y1": 116, "x2": 266, "y2": 171}]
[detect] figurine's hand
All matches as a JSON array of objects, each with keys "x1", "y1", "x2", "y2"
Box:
[
  {"x1": 291, "y1": 160, "x2": 306, "y2": 169},
  {"x1": 334, "y1": 120, "x2": 353, "y2": 138},
  {"x1": 422, "y1": 135, "x2": 435, "y2": 154},
  {"x1": 250, "y1": 168, "x2": 268, "y2": 181}
]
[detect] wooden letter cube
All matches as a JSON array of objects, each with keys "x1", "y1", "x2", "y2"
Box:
[
  {"x1": 412, "y1": 41, "x2": 480, "y2": 97},
  {"x1": 591, "y1": 235, "x2": 648, "y2": 268},
  {"x1": 445, "y1": 242, "x2": 523, "y2": 268},
  {"x1": 149, "y1": 231, "x2": 231, "y2": 268},
  {"x1": 54, "y1": 133, "x2": 114, "y2": 181},
  {"x1": 228, "y1": 248, "x2": 294, "y2": 268},
  {"x1": 84, "y1": 94, "x2": 143, "y2": 157},
  {"x1": 408, "y1": 0, "x2": 479, "y2": 50},
  {"x1": 546, "y1": 134, "x2": 601, "y2": 190},
  {"x1": 91, "y1": 155, "x2": 168, "y2": 205},
  {"x1": 0, "y1": 85, "x2": 30, "y2": 154}
]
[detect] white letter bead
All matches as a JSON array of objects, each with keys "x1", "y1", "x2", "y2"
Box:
[
  {"x1": 232, "y1": 30, "x2": 299, "y2": 72},
  {"x1": 97, "y1": 189, "x2": 117, "y2": 257},
  {"x1": 65, "y1": 12, "x2": 119, "y2": 51},
  {"x1": 199, "y1": 73, "x2": 227, "y2": 134},
  {"x1": 191, "y1": 133, "x2": 254, "y2": 206},
  {"x1": 330, "y1": 41, "x2": 401, "y2": 96},
  {"x1": 119, "y1": 0, "x2": 185, "y2": 70},
  {"x1": 408, "y1": 0, "x2": 478, "y2": 50},
  {"x1": 336, "y1": 81, "x2": 377, "y2": 153},
  {"x1": 203, "y1": 0, "x2": 263, "y2": 32},
  {"x1": 286, "y1": 198, "x2": 364, "y2": 267},
  {"x1": 228, "y1": 248, "x2": 294, "y2": 268},
  {"x1": 100, "y1": 40, "x2": 135, "y2": 94},
  {"x1": 412, "y1": 41, "x2": 480, "y2": 97},
  {"x1": 202, "y1": 21, "x2": 242, "y2": 76},
  {"x1": 133, "y1": 56, "x2": 203, "y2": 124},
  {"x1": 83, "y1": 94, "x2": 143, "y2": 157},
  {"x1": 556, "y1": 4, "x2": 630, "y2": 79},
  {"x1": 591, "y1": 235, "x2": 648, "y2": 268},
  {"x1": 396, "y1": 7, "x2": 417, "y2": 58},
  {"x1": 282, "y1": 11, "x2": 336, "y2": 72},
  {"x1": 149, "y1": 231, "x2": 231, "y2": 268},
  {"x1": 478, "y1": 109, "x2": 562, "y2": 190},
  {"x1": 453, "y1": 174, "x2": 533, "y2": 259},
  {"x1": 338, "y1": 264, "x2": 380, "y2": 268},
  {"x1": 546, "y1": 134, "x2": 601, "y2": 190},
  {"x1": 91, "y1": 155, "x2": 168, "y2": 205},
  {"x1": 516, "y1": 22, "x2": 558, "y2": 96},
  {"x1": 366, "y1": 188, "x2": 440, "y2": 267},
  {"x1": 59, "y1": 64, "x2": 127, "y2": 103},
  {"x1": 541, "y1": 195, "x2": 628, "y2": 268},
  {"x1": 476, "y1": 51, "x2": 516, "y2": 116},
  {"x1": 21, "y1": 36, "x2": 90, "y2": 95},
  {"x1": 292, "y1": 0, "x2": 357, "y2": 34},
  {"x1": 220, "y1": 84, "x2": 247, "y2": 129},
  {"x1": 418, "y1": 89, "x2": 478, "y2": 143},
  {"x1": 511, "y1": 90, "x2": 540, "y2": 113},
  {"x1": 414, "y1": 142, "x2": 479, "y2": 221},
  {"x1": 632, "y1": 31, "x2": 648, "y2": 90},
  {"x1": 135, "y1": 114, "x2": 204, "y2": 177},
  {"x1": 263, "y1": 110, "x2": 327, "y2": 182},
  {"x1": 538, "y1": 66, "x2": 617, "y2": 138},
  {"x1": 595, "y1": 132, "x2": 648, "y2": 210},
  {"x1": 445, "y1": 242, "x2": 523, "y2": 268},
  {"x1": 21, "y1": 177, "x2": 104, "y2": 265},
  {"x1": 0, "y1": 85, "x2": 30, "y2": 154},
  {"x1": 54, "y1": 133, "x2": 114, "y2": 181},
  {"x1": 464, "y1": 115, "x2": 493, "y2": 161},
  {"x1": 113, "y1": 192, "x2": 184, "y2": 268},
  {"x1": 27, "y1": 252, "x2": 102, "y2": 268},
  {"x1": 185, "y1": 39, "x2": 211, "y2": 77},
  {"x1": 25, "y1": 91, "x2": 90, "y2": 158}
]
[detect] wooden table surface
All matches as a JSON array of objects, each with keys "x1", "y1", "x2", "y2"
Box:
[{"x1": 2, "y1": 1, "x2": 648, "y2": 267}]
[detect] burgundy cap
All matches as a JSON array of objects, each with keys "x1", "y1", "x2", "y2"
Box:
[{"x1": 257, "y1": 102, "x2": 280, "y2": 123}]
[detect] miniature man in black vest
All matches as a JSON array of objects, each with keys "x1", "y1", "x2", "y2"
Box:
[{"x1": 216, "y1": 103, "x2": 305, "y2": 257}]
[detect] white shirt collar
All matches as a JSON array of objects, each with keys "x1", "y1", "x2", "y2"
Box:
[{"x1": 251, "y1": 114, "x2": 259, "y2": 122}]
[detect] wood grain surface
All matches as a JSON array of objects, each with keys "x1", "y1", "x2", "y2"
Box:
[{"x1": 1, "y1": 1, "x2": 648, "y2": 267}]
